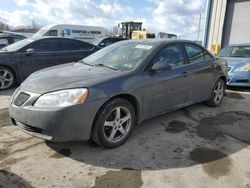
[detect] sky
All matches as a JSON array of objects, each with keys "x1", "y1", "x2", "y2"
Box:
[{"x1": 0, "y1": 0, "x2": 207, "y2": 40}]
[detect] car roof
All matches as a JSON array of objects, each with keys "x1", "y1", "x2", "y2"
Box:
[
  {"x1": 30, "y1": 36, "x2": 94, "y2": 43},
  {"x1": 119, "y1": 39, "x2": 197, "y2": 46}
]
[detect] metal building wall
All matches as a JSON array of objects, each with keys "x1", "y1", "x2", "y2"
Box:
[
  {"x1": 222, "y1": 0, "x2": 250, "y2": 46},
  {"x1": 205, "y1": 0, "x2": 250, "y2": 51},
  {"x1": 205, "y1": 0, "x2": 227, "y2": 51}
]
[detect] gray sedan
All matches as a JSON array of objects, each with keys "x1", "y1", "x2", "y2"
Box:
[
  {"x1": 218, "y1": 44, "x2": 250, "y2": 87},
  {"x1": 9, "y1": 39, "x2": 228, "y2": 148}
]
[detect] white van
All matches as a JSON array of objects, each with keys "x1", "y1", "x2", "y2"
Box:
[{"x1": 33, "y1": 24, "x2": 106, "y2": 43}]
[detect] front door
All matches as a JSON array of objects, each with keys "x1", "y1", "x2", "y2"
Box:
[
  {"x1": 18, "y1": 39, "x2": 60, "y2": 79},
  {"x1": 143, "y1": 44, "x2": 192, "y2": 117}
]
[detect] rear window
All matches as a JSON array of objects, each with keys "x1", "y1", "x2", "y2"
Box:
[
  {"x1": 30, "y1": 39, "x2": 59, "y2": 52},
  {"x1": 185, "y1": 44, "x2": 205, "y2": 63},
  {"x1": 60, "y1": 39, "x2": 94, "y2": 51}
]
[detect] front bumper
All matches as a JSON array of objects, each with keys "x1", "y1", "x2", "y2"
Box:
[
  {"x1": 9, "y1": 89, "x2": 107, "y2": 142},
  {"x1": 227, "y1": 71, "x2": 250, "y2": 87}
]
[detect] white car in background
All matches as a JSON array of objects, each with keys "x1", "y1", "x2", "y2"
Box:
[{"x1": 33, "y1": 24, "x2": 106, "y2": 43}]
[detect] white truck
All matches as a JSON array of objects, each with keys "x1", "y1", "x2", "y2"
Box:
[{"x1": 33, "y1": 24, "x2": 106, "y2": 43}]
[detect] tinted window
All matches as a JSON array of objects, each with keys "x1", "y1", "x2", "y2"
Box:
[
  {"x1": 185, "y1": 44, "x2": 204, "y2": 63},
  {"x1": 44, "y1": 30, "x2": 58, "y2": 36},
  {"x1": 60, "y1": 39, "x2": 93, "y2": 51},
  {"x1": 30, "y1": 39, "x2": 59, "y2": 52},
  {"x1": 102, "y1": 39, "x2": 113, "y2": 46},
  {"x1": 203, "y1": 50, "x2": 213, "y2": 60},
  {"x1": 152, "y1": 44, "x2": 185, "y2": 68}
]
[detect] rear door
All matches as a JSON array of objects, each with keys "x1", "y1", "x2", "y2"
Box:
[
  {"x1": 59, "y1": 39, "x2": 96, "y2": 63},
  {"x1": 19, "y1": 38, "x2": 60, "y2": 79},
  {"x1": 183, "y1": 43, "x2": 217, "y2": 102}
]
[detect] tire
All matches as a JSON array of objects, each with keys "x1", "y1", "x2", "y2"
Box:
[
  {"x1": 0, "y1": 66, "x2": 16, "y2": 90},
  {"x1": 92, "y1": 98, "x2": 136, "y2": 148},
  {"x1": 206, "y1": 78, "x2": 225, "y2": 107}
]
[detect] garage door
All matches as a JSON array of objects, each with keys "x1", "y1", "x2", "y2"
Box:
[{"x1": 222, "y1": 0, "x2": 250, "y2": 47}]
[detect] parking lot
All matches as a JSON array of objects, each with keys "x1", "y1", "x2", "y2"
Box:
[{"x1": 0, "y1": 87, "x2": 249, "y2": 188}]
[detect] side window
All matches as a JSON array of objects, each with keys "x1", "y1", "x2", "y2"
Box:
[
  {"x1": 60, "y1": 39, "x2": 93, "y2": 51},
  {"x1": 203, "y1": 50, "x2": 213, "y2": 60},
  {"x1": 30, "y1": 39, "x2": 59, "y2": 52},
  {"x1": 44, "y1": 30, "x2": 58, "y2": 36},
  {"x1": 152, "y1": 44, "x2": 185, "y2": 68},
  {"x1": 185, "y1": 44, "x2": 205, "y2": 63},
  {"x1": 103, "y1": 39, "x2": 112, "y2": 46}
]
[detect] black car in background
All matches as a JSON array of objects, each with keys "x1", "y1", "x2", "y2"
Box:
[
  {"x1": 0, "y1": 37, "x2": 99, "y2": 90},
  {"x1": 0, "y1": 33, "x2": 26, "y2": 48},
  {"x1": 92, "y1": 37, "x2": 127, "y2": 48}
]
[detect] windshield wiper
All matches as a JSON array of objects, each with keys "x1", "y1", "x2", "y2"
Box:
[
  {"x1": 80, "y1": 60, "x2": 94, "y2": 67},
  {"x1": 94, "y1": 63, "x2": 119, "y2": 71}
]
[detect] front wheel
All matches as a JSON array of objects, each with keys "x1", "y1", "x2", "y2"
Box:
[
  {"x1": 92, "y1": 98, "x2": 136, "y2": 148},
  {"x1": 206, "y1": 79, "x2": 225, "y2": 107}
]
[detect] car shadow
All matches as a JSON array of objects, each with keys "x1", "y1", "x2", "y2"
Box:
[
  {"x1": 46, "y1": 97, "x2": 250, "y2": 172},
  {"x1": 0, "y1": 169, "x2": 34, "y2": 188},
  {"x1": 227, "y1": 86, "x2": 250, "y2": 92},
  {"x1": 0, "y1": 87, "x2": 16, "y2": 96}
]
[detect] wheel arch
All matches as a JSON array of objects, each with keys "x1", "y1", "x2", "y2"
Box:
[
  {"x1": 0, "y1": 64, "x2": 18, "y2": 83},
  {"x1": 218, "y1": 75, "x2": 227, "y2": 86},
  {"x1": 91, "y1": 93, "x2": 141, "y2": 135}
]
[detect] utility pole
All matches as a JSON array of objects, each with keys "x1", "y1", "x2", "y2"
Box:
[{"x1": 197, "y1": 14, "x2": 202, "y2": 41}]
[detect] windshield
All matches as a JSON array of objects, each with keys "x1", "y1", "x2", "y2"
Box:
[
  {"x1": 4, "y1": 38, "x2": 34, "y2": 51},
  {"x1": 83, "y1": 42, "x2": 155, "y2": 71},
  {"x1": 218, "y1": 46, "x2": 250, "y2": 58},
  {"x1": 33, "y1": 28, "x2": 48, "y2": 37}
]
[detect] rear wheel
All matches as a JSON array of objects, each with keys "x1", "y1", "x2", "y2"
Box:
[
  {"x1": 0, "y1": 66, "x2": 15, "y2": 90},
  {"x1": 206, "y1": 79, "x2": 225, "y2": 107},
  {"x1": 92, "y1": 98, "x2": 136, "y2": 148}
]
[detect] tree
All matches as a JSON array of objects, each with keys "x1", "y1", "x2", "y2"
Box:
[{"x1": 0, "y1": 21, "x2": 10, "y2": 31}]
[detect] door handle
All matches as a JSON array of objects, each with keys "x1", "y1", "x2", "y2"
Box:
[
  {"x1": 182, "y1": 72, "x2": 190, "y2": 77},
  {"x1": 211, "y1": 64, "x2": 217, "y2": 67}
]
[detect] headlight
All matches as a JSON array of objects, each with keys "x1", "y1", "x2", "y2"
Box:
[
  {"x1": 234, "y1": 64, "x2": 250, "y2": 72},
  {"x1": 34, "y1": 88, "x2": 88, "y2": 108}
]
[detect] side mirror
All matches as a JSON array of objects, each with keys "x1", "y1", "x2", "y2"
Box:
[
  {"x1": 99, "y1": 43, "x2": 106, "y2": 47},
  {"x1": 151, "y1": 61, "x2": 171, "y2": 72},
  {"x1": 26, "y1": 48, "x2": 35, "y2": 55}
]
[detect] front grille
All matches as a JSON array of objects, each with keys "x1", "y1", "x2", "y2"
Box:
[
  {"x1": 13, "y1": 92, "x2": 30, "y2": 106},
  {"x1": 12, "y1": 118, "x2": 43, "y2": 134}
]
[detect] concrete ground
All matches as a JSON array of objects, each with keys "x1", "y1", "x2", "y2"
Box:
[{"x1": 0, "y1": 87, "x2": 250, "y2": 188}]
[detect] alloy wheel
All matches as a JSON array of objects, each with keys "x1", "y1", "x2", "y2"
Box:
[
  {"x1": 0, "y1": 69, "x2": 14, "y2": 90},
  {"x1": 103, "y1": 106, "x2": 132, "y2": 143},
  {"x1": 213, "y1": 81, "x2": 224, "y2": 105}
]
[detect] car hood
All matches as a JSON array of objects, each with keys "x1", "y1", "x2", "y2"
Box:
[
  {"x1": 21, "y1": 62, "x2": 124, "y2": 94},
  {"x1": 219, "y1": 57, "x2": 250, "y2": 73},
  {"x1": 220, "y1": 57, "x2": 250, "y2": 67}
]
